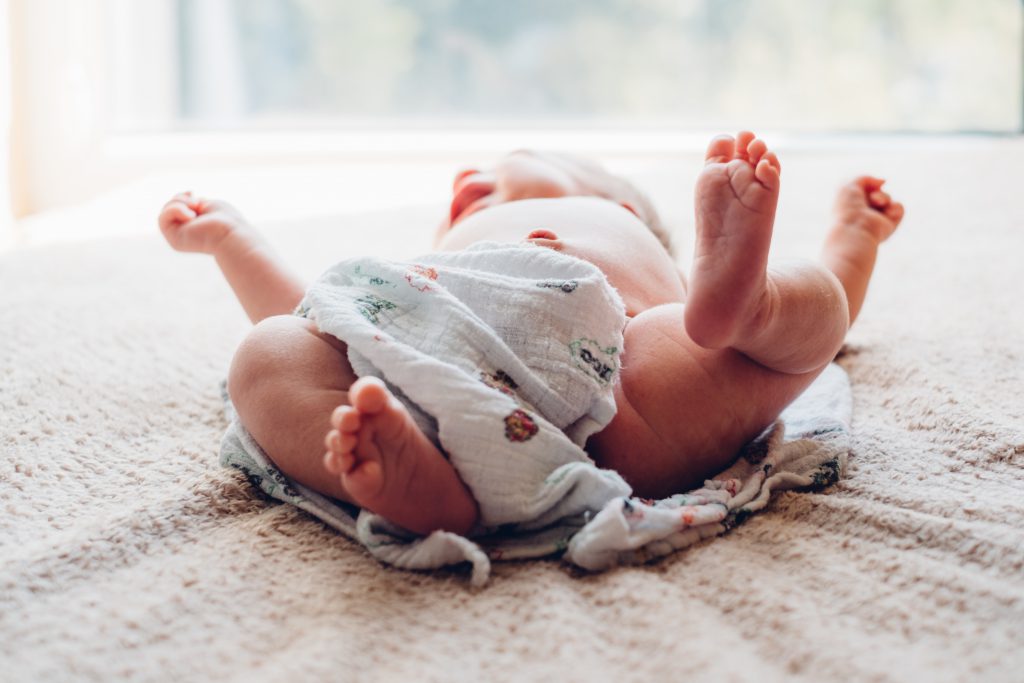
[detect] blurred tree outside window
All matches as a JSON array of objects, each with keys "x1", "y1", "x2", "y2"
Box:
[{"x1": 122, "y1": 0, "x2": 1023, "y2": 132}]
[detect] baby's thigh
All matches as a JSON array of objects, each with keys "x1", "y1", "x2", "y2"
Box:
[
  {"x1": 227, "y1": 314, "x2": 357, "y2": 501},
  {"x1": 590, "y1": 304, "x2": 825, "y2": 496}
]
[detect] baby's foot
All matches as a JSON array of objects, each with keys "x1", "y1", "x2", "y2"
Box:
[
  {"x1": 832, "y1": 176, "x2": 904, "y2": 242},
  {"x1": 686, "y1": 132, "x2": 782, "y2": 349},
  {"x1": 323, "y1": 377, "x2": 479, "y2": 536}
]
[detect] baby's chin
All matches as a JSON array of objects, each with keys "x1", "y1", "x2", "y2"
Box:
[{"x1": 432, "y1": 216, "x2": 454, "y2": 248}]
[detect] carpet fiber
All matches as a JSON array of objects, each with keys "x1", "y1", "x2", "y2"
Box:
[{"x1": 2, "y1": 145, "x2": 1022, "y2": 682}]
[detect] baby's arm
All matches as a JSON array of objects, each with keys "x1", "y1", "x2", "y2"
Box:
[
  {"x1": 821, "y1": 176, "x2": 904, "y2": 325},
  {"x1": 158, "y1": 192, "x2": 305, "y2": 323}
]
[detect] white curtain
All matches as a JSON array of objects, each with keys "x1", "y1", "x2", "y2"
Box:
[
  {"x1": 0, "y1": 0, "x2": 12, "y2": 248},
  {"x1": 7, "y1": 0, "x2": 182, "y2": 220},
  {"x1": 4, "y1": 0, "x2": 107, "y2": 218}
]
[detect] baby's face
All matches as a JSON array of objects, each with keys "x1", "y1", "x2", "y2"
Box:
[{"x1": 436, "y1": 151, "x2": 641, "y2": 245}]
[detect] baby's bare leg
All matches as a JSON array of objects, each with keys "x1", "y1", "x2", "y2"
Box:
[
  {"x1": 686, "y1": 133, "x2": 900, "y2": 374},
  {"x1": 228, "y1": 315, "x2": 478, "y2": 535},
  {"x1": 596, "y1": 140, "x2": 903, "y2": 494},
  {"x1": 228, "y1": 316, "x2": 357, "y2": 501}
]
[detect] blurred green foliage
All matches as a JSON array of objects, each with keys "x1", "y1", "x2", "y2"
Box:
[{"x1": 178, "y1": 0, "x2": 1022, "y2": 131}]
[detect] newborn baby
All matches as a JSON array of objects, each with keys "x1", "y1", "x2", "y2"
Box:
[{"x1": 159, "y1": 132, "x2": 903, "y2": 537}]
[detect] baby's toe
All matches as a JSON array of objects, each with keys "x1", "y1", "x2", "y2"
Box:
[
  {"x1": 349, "y1": 377, "x2": 390, "y2": 415},
  {"x1": 332, "y1": 404, "x2": 361, "y2": 433},
  {"x1": 323, "y1": 449, "x2": 339, "y2": 474},
  {"x1": 325, "y1": 427, "x2": 358, "y2": 453},
  {"x1": 705, "y1": 134, "x2": 735, "y2": 164},
  {"x1": 746, "y1": 138, "x2": 768, "y2": 165},
  {"x1": 325, "y1": 429, "x2": 341, "y2": 453},
  {"x1": 754, "y1": 158, "x2": 780, "y2": 189},
  {"x1": 734, "y1": 131, "x2": 756, "y2": 160},
  {"x1": 324, "y1": 448, "x2": 347, "y2": 475},
  {"x1": 339, "y1": 431, "x2": 357, "y2": 453},
  {"x1": 343, "y1": 460, "x2": 385, "y2": 499}
]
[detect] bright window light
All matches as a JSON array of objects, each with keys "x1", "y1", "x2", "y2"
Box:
[
  {"x1": 108, "y1": 0, "x2": 1022, "y2": 133},
  {"x1": 7, "y1": 0, "x2": 1022, "y2": 227}
]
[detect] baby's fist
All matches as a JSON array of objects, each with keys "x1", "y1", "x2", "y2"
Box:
[{"x1": 158, "y1": 192, "x2": 246, "y2": 254}]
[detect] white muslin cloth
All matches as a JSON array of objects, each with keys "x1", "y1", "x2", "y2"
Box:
[{"x1": 221, "y1": 242, "x2": 852, "y2": 586}]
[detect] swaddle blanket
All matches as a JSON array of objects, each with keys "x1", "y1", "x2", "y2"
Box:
[{"x1": 220, "y1": 242, "x2": 852, "y2": 586}]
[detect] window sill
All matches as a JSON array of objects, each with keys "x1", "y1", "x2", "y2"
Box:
[{"x1": 101, "y1": 128, "x2": 1014, "y2": 164}]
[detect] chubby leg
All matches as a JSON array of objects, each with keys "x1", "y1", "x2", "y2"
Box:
[
  {"x1": 593, "y1": 181, "x2": 903, "y2": 494},
  {"x1": 228, "y1": 315, "x2": 478, "y2": 535},
  {"x1": 590, "y1": 310, "x2": 832, "y2": 496},
  {"x1": 590, "y1": 135, "x2": 904, "y2": 495},
  {"x1": 228, "y1": 315, "x2": 357, "y2": 501},
  {"x1": 685, "y1": 133, "x2": 902, "y2": 374}
]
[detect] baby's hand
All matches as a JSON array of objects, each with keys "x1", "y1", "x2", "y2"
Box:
[
  {"x1": 834, "y1": 177, "x2": 905, "y2": 242},
  {"x1": 158, "y1": 192, "x2": 251, "y2": 254}
]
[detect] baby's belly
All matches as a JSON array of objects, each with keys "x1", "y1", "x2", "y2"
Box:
[{"x1": 436, "y1": 197, "x2": 686, "y2": 316}]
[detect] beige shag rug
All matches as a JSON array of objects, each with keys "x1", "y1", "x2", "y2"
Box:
[{"x1": 2, "y1": 144, "x2": 1023, "y2": 682}]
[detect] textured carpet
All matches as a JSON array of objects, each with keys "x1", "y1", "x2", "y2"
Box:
[{"x1": 2, "y1": 145, "x2": 1022, "y2": 682}]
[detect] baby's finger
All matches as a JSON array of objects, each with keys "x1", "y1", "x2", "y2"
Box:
[
  {"x1": 171, "y1": 201, "x2": 197, "y2": 220},
  {"x1": 158, "y1": 202, "x2": 197, "y2": 231},
  {"x1": 853, "y1": 176, "x2": 885, "y2": 193},
  {"x1": 884, "y1": 202, "x2": 905, "y2": 224},
  {"x1": 162, "y1": 191, "x2": 196, "y2": 211},
  {"x1": 869, "y1": 190, "x2": 891, "y2": 208}
]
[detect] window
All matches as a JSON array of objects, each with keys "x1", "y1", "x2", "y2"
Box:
[
  {"x1": 110, "y1": 0, "x2": 1023, "y2": 133},
  {"x1": 7, "y1": 0, "x2": 1022, "y2": 221}
]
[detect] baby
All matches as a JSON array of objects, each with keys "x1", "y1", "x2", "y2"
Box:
[{"x1": 159, "y1": 132, "x2": 903, "y2": 537}]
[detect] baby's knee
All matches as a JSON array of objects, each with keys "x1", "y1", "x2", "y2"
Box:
[
  {"x1": 227, "y1": 315, "x2": 307, "y2": 408},
  {"x1": 797, "y1": 263, "x2": 849, "y2": 364},
  {"x1": 228, "y1": 314, "x2": 353, "y2": 416},
  {"x1": 764, "y1": 261, "x2": 850, "y2": 372}
]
